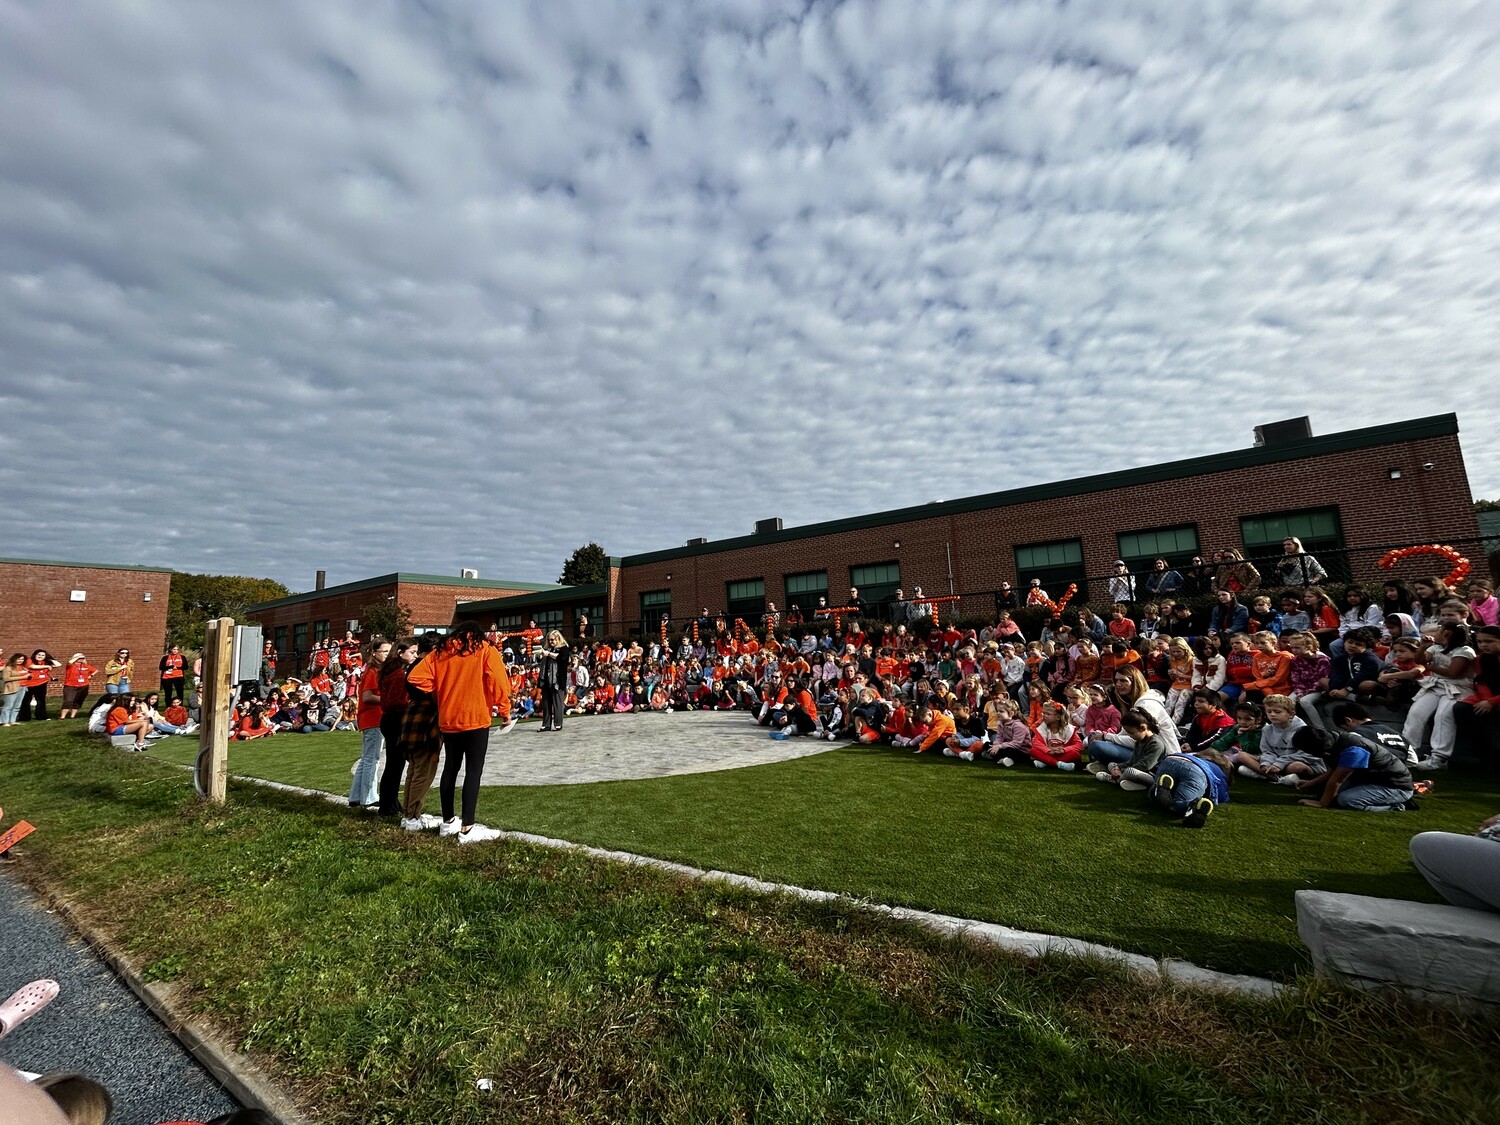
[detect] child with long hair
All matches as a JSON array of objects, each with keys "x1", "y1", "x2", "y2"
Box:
[
  {"x1": 1407, "y1": 621, "x2": 1476, "y2": 772},
  {"x1": 406, "y1": 620, "x2": 514, "y2": 845},
  {"x1": 1094, "y1": 708, "x2": 1168, "y2": 790},
  {"x1": 1027, "y1": 701, "x2": 1082, "y2": 770},
  {"x1": 1164, "y1": 637, "x2": 1196, "y2": 722},
  {"x1": 1453, "y1": 624, "x2": 1500, "y2": 767}
]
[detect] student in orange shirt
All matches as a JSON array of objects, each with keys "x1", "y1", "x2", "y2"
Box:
[
  {"x1": 1243, "y1": 630, "x2": 1294, "y2": 701},
  {"x1": 406, "y1": 621, "x2": 514, "y2": 844},
  {"x1": 915, "y1": 694, "x2": 956, "y2": 753},
  {"x1": 106, "y1": 695, "x2": 152, "y2": 749},
  {"x1": 59, "y1": 653, "x2": 98, "y2": 719}
]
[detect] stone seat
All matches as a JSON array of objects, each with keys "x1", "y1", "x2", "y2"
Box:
[{"x1": 1296, "y1": 890, "x2": 1500, "y2": 1009}]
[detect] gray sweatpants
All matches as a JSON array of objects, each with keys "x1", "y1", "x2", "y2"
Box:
[{"x1": 1409, "y1": 831, "x2": 1500, "y2": 913}]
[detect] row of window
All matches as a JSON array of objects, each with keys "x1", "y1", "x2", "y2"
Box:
[{"x1": 639, "y1": 507, "x2": 1347, "y2": 624}]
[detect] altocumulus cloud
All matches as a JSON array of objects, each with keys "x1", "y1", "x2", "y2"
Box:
[{"x1": 1, "y1": 0, "x2": 1497, "y2": 589}]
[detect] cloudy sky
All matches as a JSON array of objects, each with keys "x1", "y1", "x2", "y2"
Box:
[{"x1": 2, "y1": 1, "x2": 1497, "y2": 592}]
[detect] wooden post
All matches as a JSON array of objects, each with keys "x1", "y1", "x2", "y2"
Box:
[{"x1": 198, "y1": 616, "x2": 235, "y2": 805}]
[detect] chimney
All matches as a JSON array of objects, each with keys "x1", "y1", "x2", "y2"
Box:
[{"x1": 315, "y1": 570, "x2": 326, "y2": 591}]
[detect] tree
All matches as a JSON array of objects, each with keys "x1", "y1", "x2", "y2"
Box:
[
  {"x1": 358, "y1": 598, "x2": 413, "y2": 643},
  {"x1": 1476, "y1": 499, "x2": 1500, "y2": 513},
  {"x1": 559, "y1": 542, "x2": 609, "y2": 586},
  {"x1": 167, "y1": 572, "x2": 291, "y2": 650}
]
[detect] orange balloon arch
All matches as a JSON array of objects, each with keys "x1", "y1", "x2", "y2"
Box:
[{"x1": 1378, "y1": 544, "x2": 1471, "y2": 588}]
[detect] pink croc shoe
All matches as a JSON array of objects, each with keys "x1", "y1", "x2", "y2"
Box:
[{"x1": 0, "y1": 978, "x2": 60, "y2": 1040}]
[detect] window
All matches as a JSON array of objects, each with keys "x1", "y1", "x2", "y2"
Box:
[
  {"x1": 273, "y1": 626, "x2": 287, "y2": 657},
  {"x1": 1014, "y1": 539, "x2": 1086, "y2": 597},
  {"x1": 640, "y1": 590, "x2": 672, "y2": 632},
  {"x1": 725, "y1": 579, "x2": 765, "y2": 622},
  {"x1": 783, "y1": 570, "x2": 828, "y2": 617},
  {"x1": 574, "y1": 604, "x2": 606, "y2": 638},
  {"x1": 1240, "y1": 506, "x2": 1348, "y2": 582},
  {"x1": 533, "y1": 609, "x2": 564, "y2": 631},
  {"x1": 495, "y1": 613, "x2": 523, "y2": 631},
  {"x1": 412, "y1": 625, "x2": 449, "y2": 636},
  {"x1": 849, "y1": 562, "x2": 901, "y2": 609},
  {"x1": 313, "y1": 619, "x2": 330, "y2": 643},
  {"x1": 1117, "y1": 525, "x2": 1200, "y2": 572},
  {"x1": 292, "y1": 622, "x2": 309, "y2": 660}
]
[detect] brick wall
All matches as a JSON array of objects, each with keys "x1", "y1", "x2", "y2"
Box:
[
  {"x1": 248, "y1": 579, "x2": 547, "y2": 665},
  {"x1": 615, "y1": 432, "x2": 1478, "y2": 630},
  {"x1": 0, "y1": 562, "x2": 171, "y2": 700}
]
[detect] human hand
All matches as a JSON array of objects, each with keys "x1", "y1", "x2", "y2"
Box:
[
  {"x1": 1474, "y1": 700, "x2": 1493, "y2": 716},
  {"x1": 1298, "y1": 799, "x2": 1323, "y2": 808}
]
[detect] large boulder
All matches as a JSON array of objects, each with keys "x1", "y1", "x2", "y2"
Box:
[{"x1": 1296, "y1": 890, "x2": 1500, "y2": 1009}]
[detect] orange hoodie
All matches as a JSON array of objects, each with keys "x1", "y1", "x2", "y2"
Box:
[
  {"x1": 918, "y1": 711, "x2": 956, "y2": 752},
  {"x1": 407, "y1": 643, "x2": 512, "y2": 733}
]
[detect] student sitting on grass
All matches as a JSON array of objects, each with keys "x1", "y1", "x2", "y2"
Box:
[
  {"x1": 1183, "y1": 689, "x2": 1235, "y2": 752},
  {"x1": 1149, "y1": 747, "x2": 1234, "y2": 828},
  {"x1": 915, "y1": 695, "x2": 957, "y2": 754},
  {"x1": 105, "y1": 695, "x2": 153, "y2": 749},
  {"x1": 1027, "y1": 701, "x2": 1082, "y2": 770},
  {"x1": 1090, "y1": 708, "x2": 1168, "y2": 790},
  {"x1": 1208, "y1": 700, "x2": 1265, "y2": 761},
  {"x1": 1293, "y1": 726, "x2": 1417, "y2": 812},
  {"x1": 233, "y1": 702, "x2": 275, "y2": 741},
  {"x1": 769, "y1": 677, "x2": 820, "y2": 740},
  {"x1": 890, "y1": 703, "x2": 931, "y2": 749},
  {"x1": 1081, "y1": 683, "x2": 1121, "y2": 742},
  {"x1": 1302, "y1": 628, "x2": 1384, "y2": 730},
  {"x1": 942, "y1": 703, "x2": 990, "y2": 760},
  {"x1": 981, "y1": 696, "x2": 1033, "y2": 766},
  {"x1": 1233, "y1": 694, "x2": 1319, "y2": 785}
]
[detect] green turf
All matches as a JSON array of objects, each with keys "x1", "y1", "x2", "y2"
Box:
[
  {"x1": 141, "y1": 718, "x2": 1500, "y2": 979},
  {"x1": 5, "y1": 720, "x2": 1499, "y2": 1124}
]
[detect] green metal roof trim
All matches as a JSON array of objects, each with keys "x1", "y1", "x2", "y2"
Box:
[
  {"x1": 454, "y1": 582, "x2": 606, "y2": 616},
  {"x1": 248, "y1": 572, "x2": 566, "y2": 612},
  {"x1": 621, "y1": 414, "x2": 1461, "y2": 567},
  {"x1": 0, "y1": 556, "x2": 173, "y2": 574}
]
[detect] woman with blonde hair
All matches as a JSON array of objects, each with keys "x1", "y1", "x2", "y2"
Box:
[{"x1": 536, "y1": 628, "x2": 571, "y2": 731}]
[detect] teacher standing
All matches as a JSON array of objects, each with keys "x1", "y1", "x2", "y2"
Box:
[{"x1": 537, "y1": 629, "x2": 570, "y2": 731}]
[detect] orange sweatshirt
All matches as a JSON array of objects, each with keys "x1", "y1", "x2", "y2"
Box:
[
  {"x1": 918, "y1": 711, "x2": 957, "y2": 752},
  {"x1": 407, "y1": 643, "x2": 512, "y2": 733},
  {"x1": 1245, "y1": 650, "x2": 1293, "y2": 695}
]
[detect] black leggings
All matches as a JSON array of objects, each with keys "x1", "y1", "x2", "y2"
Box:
[
  {"x1": 439, "y1": 727, "x2": 489, "y2": 826},
  {"x1": 19, "y1": 685, "x2": 48, "y2": 721},
  {"x1": 161, "y1": 678, "x2": 185, "y2": 704},
  {"x1": 376, "y1": 709, "x2": 407, "y2": 815}
]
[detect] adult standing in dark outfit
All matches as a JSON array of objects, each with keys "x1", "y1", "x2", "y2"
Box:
[{"x1": 537, "y1": 629, "x2": 570, "y2": 731}]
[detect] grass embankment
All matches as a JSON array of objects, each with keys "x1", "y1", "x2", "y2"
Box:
[
  {"x1": 3, "y1": 722, "x2": 1498, "y2": 1123},
  {"x1": 145, "y1": 721, "x2": 1500, "y2": 979}
]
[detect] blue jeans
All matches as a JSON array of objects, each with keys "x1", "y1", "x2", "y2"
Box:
[
  {"x1": 349, "y1": 726, "x2": 383, "y2": 805},
  {"x1": 1336, "y1": 784, "x2": 1414, "y2": 812},
  {"x1": 1086, "y1": 739, "x2": 1133, "y2": 766},
  {"x1": 152, "y1": 721, "x2": 185, "y2": 735},
  {"x1": 0, "y1": 690, "x2": 23, "y2": 724},
  {"x1": 1153, "y1": 755, "x2": 1210, "y2": 815}
]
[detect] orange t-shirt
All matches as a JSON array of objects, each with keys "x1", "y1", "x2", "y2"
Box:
[
  {"x1": 356, "y1": 665, "x2": 383, "y2": 730},
  {"x1": 407, "y1": 644, "x2": 512, "y2": 733},
  {"x1": 107, "y1": 706, "x2": 131, "y2": 730},
  {"x1": 65, "y1": 661, "x2": 97, "y2": 688}
]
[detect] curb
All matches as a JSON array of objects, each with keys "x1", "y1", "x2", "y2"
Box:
[
  {"x1": 226, "y1": 771, "x2": 1284, "y2": 1001},
  {"x1": 42, "y1": 893, "x2": 312, "y2": 1125}
]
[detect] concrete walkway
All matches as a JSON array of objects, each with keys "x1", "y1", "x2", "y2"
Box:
[{"x1": 478, "y1": 709, "x2": 837, "y2": 786}]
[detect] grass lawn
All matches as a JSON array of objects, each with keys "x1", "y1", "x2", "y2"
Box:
[
  {"x1": 143, "y1": 717, "x2": 1500, "y2": 980},
  {"x1": 4, "y1": 721, "x2": 1499, "y2": 1124}
]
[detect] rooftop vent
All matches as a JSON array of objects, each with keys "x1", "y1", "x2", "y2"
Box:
[
  {"x1": 754, "y1": 518, "x2": 783, "y2": 535},
  {"x1": 1253, "y1": 417, "x2": 1312, "y2": 447},
  {"x1": 460, "y1": 568, "x2": 479, "y2": 579},
  {"x1": 315, "y1": 570, "x2": 326, "y2": 590},
  {"x1": 685, "y1": 537, "x2": 708, "y2": 546}
]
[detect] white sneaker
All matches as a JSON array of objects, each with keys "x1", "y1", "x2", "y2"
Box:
[
  {"x1": 1095, "y1": 770, "x2": 1112, "y2": 782},
  {"x1": 1057, "y1": 761, "x2": 1076, "y2": 772},
  {"x1": 959, "y1": 751, "x2": 975, "y2": 762},
  {"x1": 1236, "y1": 765, "x2": 1260, "y2": 779},
  {"x1": 437, "y1": 818, "x2": 461, "y2": 837},
  {"x1": 1274, "y1": 775, "x2": 1299, "y2": 786},
  {"x1": 942, "y1": 748, "x2": 957, "y2": 757},
  {"x1": 1000, "y1": 757, "x2": 1015, "y2": 768},
  {"x1": 1118, "y1": 778, "x2": 1147, "y2": 791},
  {"x1": 401, "y1": 814, "x2": 443, "y2": 831},
  {"x1": 457, "y1": 824, "x2": 501, "y2": 845},
  {"x1": 665, "y1": 706, "x2": 674, "y2": 713},
  {"x1": 1033, "y1": 759, "x2": 1046, "y2": 768}
]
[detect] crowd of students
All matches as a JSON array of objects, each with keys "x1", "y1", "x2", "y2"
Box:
[
  {"x1": 470, "y1": 558, "x2": 1498, "y2": 828},
  {"x1": 1, "y1": 645, "x2": 191, "y2": 726}
]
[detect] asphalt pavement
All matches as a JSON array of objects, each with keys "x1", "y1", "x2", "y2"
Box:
[{"x1": 0, "y1": 869, "x2": 239, "y2": 1125}]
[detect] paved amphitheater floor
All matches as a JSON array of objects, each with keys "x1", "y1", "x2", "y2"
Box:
[{"x1": 476, "y1": 710, "x2": 837, "y2": 785}]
